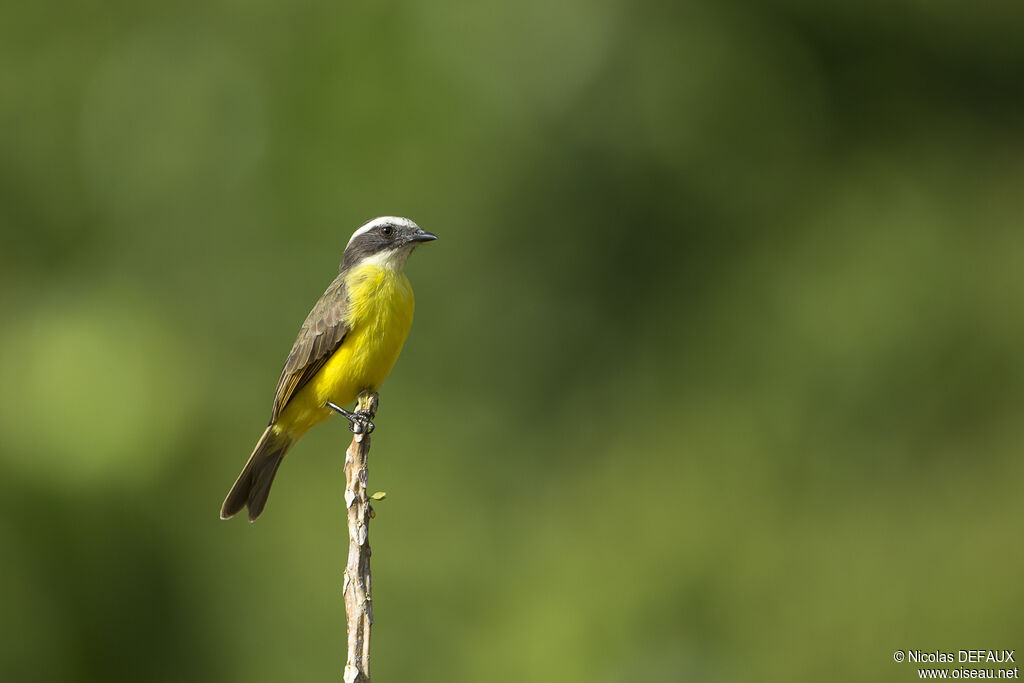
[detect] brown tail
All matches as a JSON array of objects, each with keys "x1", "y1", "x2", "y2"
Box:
[{"x1": 220, "y1": 426, "x2": 294, "y2": 522}]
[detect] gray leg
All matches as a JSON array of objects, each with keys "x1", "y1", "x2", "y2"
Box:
[{"x1": 327, "y1": 401, "x2": 376, "y2": 434}]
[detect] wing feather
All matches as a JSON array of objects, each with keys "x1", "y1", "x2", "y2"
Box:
[{"x1": 270, "y1": 275, "x2": 350, "y2": 422}]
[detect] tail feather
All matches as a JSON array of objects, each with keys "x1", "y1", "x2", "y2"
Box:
[{"x1": 220, "y1": 426, "x2": 293, "y2": 522}]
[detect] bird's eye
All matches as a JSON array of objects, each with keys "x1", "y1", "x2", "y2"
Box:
[{"x1": 381, "y1": 225, "x2": 393, "y2": 237}]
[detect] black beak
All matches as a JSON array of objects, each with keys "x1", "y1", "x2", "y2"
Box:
[{"x1": 408, "y1": 229, "x2": 438, "y2": 243}]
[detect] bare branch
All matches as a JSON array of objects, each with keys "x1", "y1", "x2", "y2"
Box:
[{"x1": 343, "y1": 391, "x2": 378, "y2": 683}]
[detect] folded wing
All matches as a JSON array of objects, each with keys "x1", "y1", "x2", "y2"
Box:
[{"x1": 270, "y1": 275, "x2": 350, "y2": 423}]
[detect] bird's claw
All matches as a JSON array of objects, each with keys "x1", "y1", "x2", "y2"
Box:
[
  {"x1": 326, "y1": 401, "x2": 376, "y2": 434},
  {"x1": 350, "y1": 410, "x2": 375, "y2": 434}
]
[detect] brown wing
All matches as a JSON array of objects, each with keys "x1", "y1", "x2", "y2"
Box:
[{"x1": 270, "y1": 274, "x2": 350, "y2": 423}]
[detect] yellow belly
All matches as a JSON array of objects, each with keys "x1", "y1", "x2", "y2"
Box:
[{"x1": 275, "y1": 264, "x2": 415, "y2": 437}]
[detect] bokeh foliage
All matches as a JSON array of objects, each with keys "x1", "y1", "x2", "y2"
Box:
[{"x1": 2, "y1": 0, "x2": 1022, "y2": 681}]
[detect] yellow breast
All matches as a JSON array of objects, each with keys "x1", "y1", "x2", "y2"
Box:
[{"x1": 278, "y1": 263, "x2": 415, "y2": 436}]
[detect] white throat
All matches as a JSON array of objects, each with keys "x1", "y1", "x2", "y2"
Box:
[{"x1": 358, "y1": 245, "x2": 414, "y2": 272}]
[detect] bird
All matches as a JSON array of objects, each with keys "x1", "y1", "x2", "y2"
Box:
[{"x1": 220, "y1": 216, "x2": 437, "y2": 522}]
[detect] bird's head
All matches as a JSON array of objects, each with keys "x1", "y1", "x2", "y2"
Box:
[{"x1": 341, "y1": 216, "x2": 437, "y2": 272}]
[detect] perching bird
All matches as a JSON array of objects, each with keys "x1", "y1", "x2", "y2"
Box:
[{"x1": 220, "y1": 216, "x2": 437, "y2": 521}]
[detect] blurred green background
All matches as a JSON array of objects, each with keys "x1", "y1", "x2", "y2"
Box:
[{"x1": 2, "y1": 0, "x2": 1022, "y2": 681}]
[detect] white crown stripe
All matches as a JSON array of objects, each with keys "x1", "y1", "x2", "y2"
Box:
[{"x1": 347, "y1": 216, "x2": 420, "y2": 247}]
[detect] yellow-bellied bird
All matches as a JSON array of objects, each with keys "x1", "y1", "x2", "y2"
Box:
[{"x1": 221, "y1": 217, "x2": 437, "y2": 521}]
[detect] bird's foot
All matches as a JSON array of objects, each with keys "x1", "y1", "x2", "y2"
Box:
[
  {"x1": 327, "y1": 402, "x2": 376, "y2": 434},
  {"x1": 350, "y1": 409, "x2": 375, "y2": 434}
]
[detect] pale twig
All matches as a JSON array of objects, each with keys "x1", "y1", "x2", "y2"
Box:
[{"x1": 343, "y1": 391, "x2": 378, "y2": 683}]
